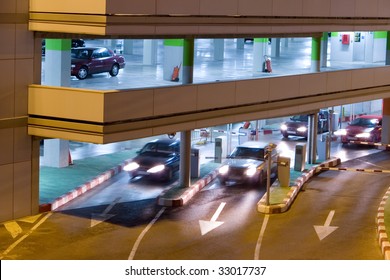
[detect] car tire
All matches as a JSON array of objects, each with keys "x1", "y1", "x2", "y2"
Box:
[
  {"x1": 282, "y1": 132, "x2": 289, "y2": 139},
  {"x1": 109, "y1": 64, "x2": 119, "y2": 77},
  {"x1": 76, "y1": 66, "x2": 88, "y2": 80},
  {"x1": 164, "y1": 168, "x2": 173, "y2": 182},
  {"x1": 218, "y1": 178, "x2": 227, "y2": 185}
]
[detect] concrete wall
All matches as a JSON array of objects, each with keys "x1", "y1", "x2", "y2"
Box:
[{"x1": 0, "y1": 0, "x2": 38, "y2": 222}]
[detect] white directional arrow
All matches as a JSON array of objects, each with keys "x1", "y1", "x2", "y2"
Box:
[
  {"x1": 314, "y1": 210, "x2": 338, "y2": 241},
  {"x1": 199, "y1": 202, "x2": 226, "y2": 236},
  {"x1": 90, "y1": 197, "x2": 121, "y2": 227}
]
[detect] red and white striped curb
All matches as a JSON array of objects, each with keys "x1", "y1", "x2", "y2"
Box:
[
  {"x1": 349, "y1": 141, "x2": 390, "y2": 148},
  {"x1": 316, "y1": 167, "x2": 390, "y2": 174},
  {"x1": 157, "y1": 170, "x2": 219, "y2": 207},
  {"x1": 257, "y1": 157, "x2": 341, "y2": 214},
  {"x1": 39, "y1": 160, "x2": 132, "y2": 212},
  {"x1": 376, "y1": 185, "x2": 390, "y2": 260}
]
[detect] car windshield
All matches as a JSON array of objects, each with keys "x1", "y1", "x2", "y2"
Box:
[
  {"x1": 290, "y1": 115, "x2": 308, "y2": 122},
  {"x1": 350, "y1": 117, "x2": 379, "y2": 127},
  {"x1": 71, "y1": 49, "x2": 93, "y2": 59},
  {"x1": 139, "y1": 142, "x2": 178, "y2": 157},
  {"x1": 229, "y1": 147, "x2": 265, "y2": 160}
]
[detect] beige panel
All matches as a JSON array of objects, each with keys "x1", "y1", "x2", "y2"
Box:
[
  {"x1": 103, "y1": 128, "x2": 154, "y2": 144},
  {"x1": 351, "y1": 68, "x2": 375, "y2": 90},
  {"x1": 155, "y1": 26, "x2": 200, "y2": 36},
  {"x1": 104, "y1": 89, "x2": 154, "y2": 122},
  {"x1": 14, "y1": 127, "x2": 31, "y2": 163},
  {"x1": 106, "y1": 25, "x2": 156, "y2": 36},
  {"x1": 330, "y1": 0, "x2": 356, "y2": 17},
  {"x1": 108, "y1": 0, "x2": 156, "y2": 14},
  {"x1": 0, "y1": 128, "x2": 14, "y2": 165},
  {"x1": 326, "y1": 71, "x2": 352, "y2": 93},
  {"x1": 2, "y1": 0, "x2": 16, "y2": 12},
  {"x1": 28, "y1": 86, "x2": 105, "y2": 122},
  {"x1": 15, "y1": 59, "x2": 33, "y2": 116},
  {"x1": 197, "y1": 116, "x2": 237, "y2": 128},
  {"x1": 199, "y1": 0, "x2": 238, "y2": 15},
  {"x1": 0, "y1": 164, "x2": 13, "y2": 222},
  {"x1": 153, "y1": 122, "x2": 197, "y2": 135},
  {"x1": 374, "y1": 67, "x2": 390, "y2": 86},
  {"x1": 153, "y1": 86, "x2": 197, "y2": 116},
  {"x1": 15, "y1": 24, "x2": 34, "y2": 59},
  {"x1": 299, "y1": 73, "x2": 327, "y2": 97},
  {"x1": 13, "y1": 161, "x2": 32, "y2": 218},
  {"x1": 238, "y1": 0, "x2": 272, "y2": 16},
  {"x1": 378, "y1": 0, "x2": 390, "y2": 17},
  {"x1": 269, "y1": 76, "x2": 300, "y2": 101},
  {"x1": 302, "y1": 0, "x2": 331, "y2": 17},
  {"x1": 273, "y1": 0, "x2": 303, "y2": 16},
  {"x1": 0, "y1": 60, "x2": 15, "y2": 119},
  {"x1": 237, "y1": 26, "x2": 273, "y2": 35},
  {"x1": 157, "y1": 0, "x2": 200, "y2": 15},
  {"x1": 197, "y1": 82, "x2": 236, "y2": 110},
  {"x1": 29, "y1": 22, "x2": 106, "y2": 36},
  {"x1": 17, "y1": 0, "x2": 29, "y2": 12},
  {"x1": 198, "y1": 25, "x2": 238, "y2": 35},
  {"x1": 0, "y1": 24, "x2": 15, "y2": 60},
  {"x1": 235, "y1": 79, "x2": 270, "y2": 105},
  {"x1": 355, "y1": 0, "x2": 378, "y2": 17},
  {"x1": 29, "y1": 0, "x2": 107, "y2": 14}
]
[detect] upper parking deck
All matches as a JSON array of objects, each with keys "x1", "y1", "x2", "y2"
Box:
[{"x1": 29, "y1": 0, "x2": 390, "y2": 37}]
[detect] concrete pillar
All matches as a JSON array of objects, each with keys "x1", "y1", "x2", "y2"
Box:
[
  {"x1": 386, "y1": 32, "x2": 390, "y2": 65},
  {"x1": 123, "y1": 39, "x2": 134, "y2": 55},
  {"x1": 382, "y1": 99, "x2": 390, "y2": 145},
  {"x1": 163, "y1": 39, "x2": 184, "y2": 81},
  {"x1": 271, "y1": 38, "x2": 280, "y2": 58},
  {"x1": 143, "y1": 39, "x2": 158, "y2": 65},
  {"x1": 213, "y1": 39, "x2": 224, "y2": 61},
  {"x1": 43, "y1": 39, "x2": 71, "y2": 168},
  {"x1": 182, "y1": 38, "x2": 194, "y2": 84},
  {"x1": 252, "y1": 38, "x2": 268, "y2": 72},
  {"x1": 311, "y1": 36, "x2": 321, "y2": 72},
  {"x1": 307, "y1": 114, "x2": 318, "y2": 164},
  {"x1": 179, "y1": 131, "x2": 191, "y2": 187},
  {"x1": 321, "y1": 32, "x2": 328, "y2": 67},
  {"x1": 237, "y1": 38, "x2": 245, "y2": 49}
]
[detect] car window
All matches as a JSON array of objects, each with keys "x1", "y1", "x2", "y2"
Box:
[
  {"x1": 291, "y1": 115, "x2": 308, "y2": 122},
  {"x1": 350, "y1": 118, "x2": 379, "y2": 127},
  {"x1": 140, "y1": 142, "x2": 178, "y2": 155},
  {"x1": 230, "y1": 147, "x2": 265, "y2": 160},
  {"x1": 100, "y1": 49, "x2": 111, "y2": 58},
  {"x1": 71, "y1": 49, "x2": 92, "y2": 59}
]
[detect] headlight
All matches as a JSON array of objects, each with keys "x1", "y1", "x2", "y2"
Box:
[
  {"x1": 218, "y1": 165, "x2": 229, "y2": 175},
  {"x1": 356, "y1": 132, "x2": 371, "y2": 138},
  {"x1": 148, "y1": 165, "x2": 165, "y2": 173},
  {"x1": 334, "y1": 129, "x2": 346, "y2": 136},
  {"x1": 245, "y1": 166, "x2": 257, "y2": 177},
  {"x1": 71, "y1": 64, "x2": 75, "y2": 68},
  {"x1": 123, "y1": 162, "x2": 139, "y2": 172},
  {"x1": 297, "y1": 126, "x2": 307, "y2": 133},
  {"x1": 280, "y1": 124, "x2": 287, "y2": 131}
]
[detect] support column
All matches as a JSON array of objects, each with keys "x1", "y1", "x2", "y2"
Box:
[
  {"x1": 213, "y1": 39, "x2": 224, "y2": 61},
  {"x1": 386, "y1": 32, "x2": 390, "y2": 65},
  {"x1": 182, "y1": 39, "x2": 194, "y2": 84},
  {"x1": 237, "y1": 38, "x2": 245, "y2": 49},
  {"x1": 311, "y1": 36, "x2": 321, "y2": 72},
  {"x1": 382, "y1": 99, "x2": 390, "y2": 145},
  {"x1": 252, "y1": 38, "x2": 268, "y2": 72},
  {"x1": 271, "y1": 38, "x2": 280, "y2": 58},
  {"x1": 307, "y1": 114, "x2": 318, "y2": 164},
  {"x1": 179, "y1": 131, "x2": 191, "y2": 187},
  {"x1": 143, "y1": 39, "x2": 158, "y2": 65},
  {"x1": 163, "y1": 39, "x2": 184, "y2": 81},
  {"x1": 321, "y1": 32, "x2": 328, "y2": 67},
  {"x1": 43, "y1": 39, "x2": 71, "y2": 168},
  {"x1": 123, "y1": 39, "x2": 134, "y2": 55}
]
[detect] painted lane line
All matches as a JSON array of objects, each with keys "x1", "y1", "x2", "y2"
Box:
[
  {"x1": 90, "y1": 197, "x2": 121, "y2": 228},
  {"x1": 4, "y1": 221, "x2": 23, "y2": 239},
  {"x1": 0, "y1": 212, "x2": 53, "y2": 260},
  {"x1": 128, "y1": 207, "x2": 166, "y2": 260},
  {"x1": 254, "y1": 215, "x2": 269, "y2": 260}
]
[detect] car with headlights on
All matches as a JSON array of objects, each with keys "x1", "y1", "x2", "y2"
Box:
[
  {"x1": 280, "y1": 110, "x2": 329, "y2": 139},
  {"x1": 217, "y1": 141, "x2": 279, "y2": 186},
  {"x1": 339, "y1": 115, "x2": 382, "y2": 144},
  {"x1": 123, "y1": 139, "x2": 180, "y2": 182},
  {"x1": 71, "y1": 47, "x2": 125, "y2": 80}
]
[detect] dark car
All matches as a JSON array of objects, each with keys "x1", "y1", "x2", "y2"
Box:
[
  {"x1": 42, "y1": 39, "x2": 85, "y2": 56},
  {"x1": 217, "y1": 141, "x2": 278, "y2": 186},
  {"x1": 340, "y1": 115, "x2": 382, "y2": 144},
  {"x1": 280, "y1": 110, "x2": 329, "y2": 139},
  {"x1": 123, "y1": 139, "x2": 180, "y2": 181},
  {"x1": 71, "y1": 47, "x2": 125, "y2": 79}
]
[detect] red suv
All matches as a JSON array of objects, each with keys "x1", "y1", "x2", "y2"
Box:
[{"x1": 340, "y1": 115, "x2": 382, "y2": 144}]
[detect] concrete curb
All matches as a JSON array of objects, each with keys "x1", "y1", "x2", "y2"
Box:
[
  {"x1": 39, "y1": 160, "x2": 132, "y2": 212},
  {"x1": 257, "y1": 157, "x2": 341, "y2": 214},
  {"x1": 376, "y1": 185, "x2": 390, "y2": 260},
  {"x1": 157, "y1": 170, "x2": 219, "y2": 207}
]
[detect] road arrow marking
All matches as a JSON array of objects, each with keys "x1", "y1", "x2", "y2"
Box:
[
  {"x1": 314, "y1": 210, "x2": 338, "y2": 241},
  {"x1": 90, "y1": 197, "x2": 121, "y2": 227},
  {"x1": 199, "y1": 202, "x2": 226, "y2": 236},
  {"x1": 4, "y1": 221, "x2": 23, "y2": 239}
]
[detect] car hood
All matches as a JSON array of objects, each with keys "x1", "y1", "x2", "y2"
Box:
[
  {"x1": 346, "y1": 125, "x2": 373, "y2": 135},
  {"x1": 284, "y1": 121, "x2": 307, "y2": 128},
  {"x1": 133, "y1": 155, "x2": 175, "y2": 167},
  {"x1": 223, "y1": 158, "x2": 264, "y2": 168}
]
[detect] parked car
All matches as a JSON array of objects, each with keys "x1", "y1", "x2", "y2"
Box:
[
  {"x1": 217, "y1": 141, "x2": 279, "y2": 186},
  {"x1": 339, "y1": 115, "x2": 382, "y2": 144},
  {"x1": 42, "y1": 39, "x2": 85, "y2": 56},
  {"x1": 280, "y1": 110, "x2": 329, "y2": 139},
  {"x1": 71, "y1": 47, "x2": 125, "y2": 79},
  {"x1": 123, "y1": 139, "x2": 180, "y2": 182}
]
